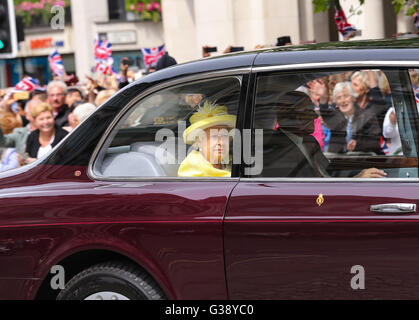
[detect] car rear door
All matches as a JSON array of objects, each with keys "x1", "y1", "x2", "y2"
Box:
[{"x1": 224, "y1": 65, "x2": 419, "y2": 299}]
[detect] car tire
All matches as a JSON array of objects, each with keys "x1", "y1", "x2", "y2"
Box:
[{"x1": 56, "y1": 261, "x2": 165, "y2": 300}]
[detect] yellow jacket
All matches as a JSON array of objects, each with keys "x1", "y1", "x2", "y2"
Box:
[{"x1": 178, "y1": 151, "x2": 231, "y2": 177}]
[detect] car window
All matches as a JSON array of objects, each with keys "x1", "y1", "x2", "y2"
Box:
[
  {"x1": 251, "y1": 69, "x2": 419, "y2": 179},
  {"x1": 94, "y1": 76, "x2": 242, "y2": 178}
]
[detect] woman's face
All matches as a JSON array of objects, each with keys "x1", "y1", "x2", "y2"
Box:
[
  {"x1": 201, "y1": 125, "x2": 230, "y2": 164},
  {"x1": 351, "y1": 76, "x2": 367, "y2": 96},
  {"x1": 335, "y1": 88, "x2": 355, "y2": 116},
  {"x1": 35, "y1": 111, "x2": 55, "y2": 133}
]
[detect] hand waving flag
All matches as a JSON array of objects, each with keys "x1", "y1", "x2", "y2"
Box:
[{"x1": 48, "y1": 49, "x2": 66, "y2": 77}]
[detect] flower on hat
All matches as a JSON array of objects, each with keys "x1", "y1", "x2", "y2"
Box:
[
  {"x1": 189, "y1": 101, "x2": 228, "y2": 125},
  {"x1": 183, "y1": 101, "x2": 236, "y2": 145}
]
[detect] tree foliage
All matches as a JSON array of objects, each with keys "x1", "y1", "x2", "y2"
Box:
[{"x1": 313, "y1": 0, "x2": 419, "y2": 16}]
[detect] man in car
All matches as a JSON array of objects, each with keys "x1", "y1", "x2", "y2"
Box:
[
  {"x1": 315, "y1": 79, "x2": 382, "y2": 154},
  {"x1": 263, "y1": 91, "x2": 387, "y2": 178}
]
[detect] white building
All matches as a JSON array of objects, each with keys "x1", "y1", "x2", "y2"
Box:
[{"x1": 0, "y1": 0, "x2": 416, "y2": 87}]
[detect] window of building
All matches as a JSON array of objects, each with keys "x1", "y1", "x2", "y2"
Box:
[{"x1": 108, "y1": 0, "x2": 127, "y2": 21}]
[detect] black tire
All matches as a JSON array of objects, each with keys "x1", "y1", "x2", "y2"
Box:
[{"x1": 56, "y1": 261, "x2": 165, "y2": 300}]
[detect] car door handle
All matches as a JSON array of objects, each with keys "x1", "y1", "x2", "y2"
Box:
[{"x1": 370, "y1": 203, "x2": 417, "y2": 214}]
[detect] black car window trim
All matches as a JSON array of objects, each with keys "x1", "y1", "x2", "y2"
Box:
[
  {"x1": 385, "y1": 69, "x2": 419, "y2": 159},
  {"x1": 242, "y1": 66, "x2": 419, "y2": 182},
  {"x1": 88, "y1": 68, "x2": 251, "y2": 182}
]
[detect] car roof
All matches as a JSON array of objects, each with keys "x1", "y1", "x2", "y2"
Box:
[
  {"x1": 254, "y1": 38, "x2": 419, "y2": 67},
  {"x1": 126, "y1": 38, "x2": 419, "y2": 91}
]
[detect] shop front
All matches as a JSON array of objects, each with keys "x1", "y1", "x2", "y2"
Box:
[{"x1": 0, "y1": 26, "x2": 75, "y2": 88}]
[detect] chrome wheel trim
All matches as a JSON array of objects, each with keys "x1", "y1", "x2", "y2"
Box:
[{"x1": 84, "y1": 292, "x2": 130, "y2": 300}]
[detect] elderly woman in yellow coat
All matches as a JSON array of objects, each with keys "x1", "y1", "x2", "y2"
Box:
[{"x1": 178, "y1": 102, "x2": 236, "y2": 177}]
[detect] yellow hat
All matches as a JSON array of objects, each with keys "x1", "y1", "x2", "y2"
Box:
[{"x1": 183, "y1": 101, "x2": 236, "y2": 144}]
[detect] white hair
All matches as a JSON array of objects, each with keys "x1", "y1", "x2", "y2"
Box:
[
  {"x1": 73, "y1": 103, "x2": 96, "y2": 123},
  {"x1": 333, "y1": 82, "x2": 356, "y2": 102},
  {"x1": 47, "y1": 80, "x2": 68, "y2": 95}
]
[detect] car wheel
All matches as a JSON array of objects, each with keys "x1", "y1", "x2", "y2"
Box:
[{"x1": 56, "y1": 261, "x2": 165, "y2": 300}]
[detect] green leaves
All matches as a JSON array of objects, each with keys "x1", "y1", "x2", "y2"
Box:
[
  {"x1": 313, "y1": 0, "x2": 331, "y2": 13},
  {"x1": 390, "y1": 0, "x2": 419, "y2": 15},
  {"x1": 125, "y1": 0, "x2": 162, "y2": 22}
]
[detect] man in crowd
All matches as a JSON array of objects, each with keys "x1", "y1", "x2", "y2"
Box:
[
  {"x1": 66, "y1": 86, "x2": 84, "y2": 109},
  {"x1": 156, "y1": 52, "x2": 177, "y2": 71},
  {"x1": 32, "y1": 89, "x2": 47, "y2": 103},
  {"x1": 47, "y1": 80, "x2": 70, "y2": 127}
]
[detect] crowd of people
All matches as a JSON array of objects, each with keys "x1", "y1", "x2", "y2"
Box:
[
  {"x1": 0, "y1": 50, "x2": 181, "y2": 173},
  {"x1": 0, "y1": 80, "x2": 96, "y2": 170}
]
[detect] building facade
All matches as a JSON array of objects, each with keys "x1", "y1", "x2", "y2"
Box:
[
  {"x1": 0, "y1": 0, "x2": 165, "y2": 87},
  {"x1": 0, "y1": 0, "x2": 417, "y2": 88}
]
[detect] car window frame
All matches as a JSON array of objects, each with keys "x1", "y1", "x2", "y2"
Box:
[
  {"x1": 242, "y1": 61, "x2": 419, "y2": 183},
  {"x1": 88, "y1": 68, "x2": 251, "y2": 182}
]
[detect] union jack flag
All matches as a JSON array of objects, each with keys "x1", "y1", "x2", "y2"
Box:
[
  {"x1": 414, "y1": 11, "x2": 419, "y2": 29},
  {"x1": 4, "y1": 76, "x2": 40, "y2": 100},
  {"x1": 48, "y1": 49, "x2": 65, "y2": 77},
  {"x1": 94, "y1": 62, "x2": 113, "y2": 75},
  {"x1": 380, "y1": 136, "x2": 389, "y2": 156},
  {"x1": 414, "y1": 86, "x2": 419, "y2": 104},
  {"x1": 334, "y1": 6, "x2": 357, "y2": 40},
  {"x1": 14, "y1": 76, "x2": 40, "y2": 92},
  {"x1": 94, "y1": 38, "x2": 116, "y2": 75},
  {"x1": 141, "y1": 45, "x2": 165, "y2": 68}
]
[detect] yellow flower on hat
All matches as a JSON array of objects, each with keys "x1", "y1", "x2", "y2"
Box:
[{"x1": 183, "y1": 101, "x2": 237, "y2": 144}]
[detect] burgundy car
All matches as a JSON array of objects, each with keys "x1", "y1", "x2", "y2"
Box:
[{"x1": 1, "y1": 38, "x2": 419, "y2": 300}]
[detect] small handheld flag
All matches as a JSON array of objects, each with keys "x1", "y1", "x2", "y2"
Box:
[
  {"x1": 94, "y1": 38, "x2": 116, "y2": 75},
  {"x1": 14, "y1": 76, "x2": 40, "y2": 92},
  {"x1": 334, "y1": 0, "x2": 357, "y2": 40},
  {"x1": 48, "y1": 49, "x2": 66, "y2": 77},
  {"x1": 141, "y1": 45, "x2": 165, "y2": 68},
  {"x1": 4, "y1": 76, "x2": 40, "y2": 100}
]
